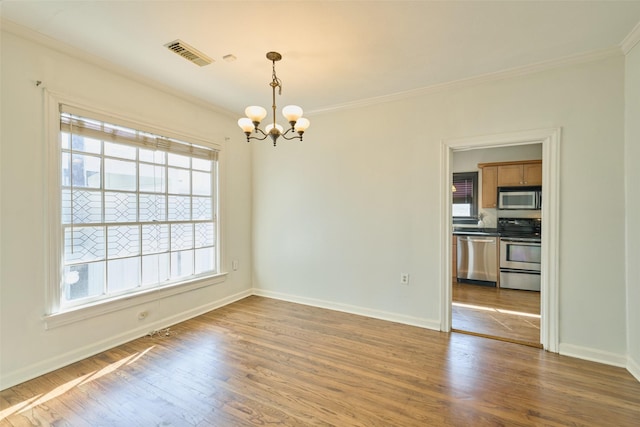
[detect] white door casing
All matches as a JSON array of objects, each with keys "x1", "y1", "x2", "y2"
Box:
[{"x1": 441, "y1": 128, "x2": 561, "y2": 352}]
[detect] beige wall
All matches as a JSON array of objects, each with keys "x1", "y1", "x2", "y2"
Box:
[
  {"x1": 0, "y1": 30, "x2": 253, "y2": 388},
  {"x1": 625, "y1": 39, "x2": 640, "y2": 379},
  {"x1": 252, "y1": 54, "x2": 628, "y2": 364}
]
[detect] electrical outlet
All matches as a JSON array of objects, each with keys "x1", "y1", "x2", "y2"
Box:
[{"x1": 400, "y1": 273, "x2": 410, "y2": 285}]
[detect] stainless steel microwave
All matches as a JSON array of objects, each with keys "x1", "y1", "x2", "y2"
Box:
[{"x1": 498, "y1": 186, "x2": 542, "y2": 210}]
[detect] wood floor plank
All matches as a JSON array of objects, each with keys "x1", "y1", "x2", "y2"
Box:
[
  {"x1": 453, "y1": 281, "x2": 541, "y2": 345},
  {"x1": 2, "y1": 295, "x2": 639, "y2": 426}
]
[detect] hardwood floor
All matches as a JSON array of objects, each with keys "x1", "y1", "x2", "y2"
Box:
[
  {"x1": 453, "y1": 281, "x2": 541, "y2": 347},
  {"x1": 2, "y1": 296, "x2": 640, "y2": 426}
]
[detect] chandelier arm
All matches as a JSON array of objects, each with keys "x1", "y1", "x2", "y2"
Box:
[
  {"x1": 242, "y1": 127, "x2": 269, "y2": 142},
  {"x1": 279, "y1": 134, "x2": 302, "y2": 141},
  {"x1": 279, "y1": 128, "x2": 303, "y2": 141},
  {"x1": 245, "y1": 133, "x2": 269, "y2": 142}
]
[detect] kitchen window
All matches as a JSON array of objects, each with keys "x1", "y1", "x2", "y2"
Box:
[
  {"x1": 452, "y1": 172, "x2": 478, "y2": 224},
  {"x1": 50, "y1": 104, "x2": 220, "y2": 316}
]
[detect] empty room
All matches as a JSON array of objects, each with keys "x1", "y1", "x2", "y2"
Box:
[{"x1": 2, "y1": 1, "x2": 640, "y2": 426}]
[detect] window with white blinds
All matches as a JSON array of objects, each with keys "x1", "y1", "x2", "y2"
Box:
[
  {"x1": 58, "y1": 106, "x2": 219, "y2": 309},
  {"x1": 452, "y1": 172, "x2": 478, "y2": 219}
]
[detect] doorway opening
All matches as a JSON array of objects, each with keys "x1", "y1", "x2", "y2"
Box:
[
  {"x1": 452, "y1": 145, "x2": 542, "y2": 347},
  {"x1": 441, "y1": 128, "x2": 560, "y2": 353}
]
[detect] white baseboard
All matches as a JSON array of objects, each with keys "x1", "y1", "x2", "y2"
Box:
[
  {"x1": 7, "y1": 287, "x2": 636, "y2": 390},
  {"x1": 253, "y1": 288, "x2": 441, "y2": 331},
  {"x1": 627, "y1": 355, "x2": 640, "y2": 382},
  {"x1": 559, "y1": 343, "x2": 627, "y2": 368},
  {"x1": 0, "y1": 288, "x2": 252, "y2": 390}
]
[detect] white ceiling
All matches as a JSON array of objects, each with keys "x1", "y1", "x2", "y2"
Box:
[{"x1": 2, "y1": 1, "x2": 640, "y2": 117}]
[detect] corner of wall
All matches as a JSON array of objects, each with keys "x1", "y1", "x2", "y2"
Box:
[
  {"x1": 624, "y1": 21, "x2": 640, "y2": 385},
  {"x1": 628, "y1": 355, "x2": 640, "y2": 382},
  {"x1": 558, "y1": 343, "x2": 627, "y2": 368},
  {"x1": 621, "y1": 20, "x2": 640, "y2": 55}
]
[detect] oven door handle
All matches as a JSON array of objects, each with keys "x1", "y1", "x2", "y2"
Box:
[
  {"x1": 500, "y1": 238, "x2": 540, "y2": 244},
  {"x1": 500, "y1": 268, "x2": 541, "y2": 275}
]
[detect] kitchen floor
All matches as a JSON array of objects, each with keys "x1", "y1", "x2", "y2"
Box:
[{"x1": 452, "y1": 281, "x2": 541, "y2": 347}]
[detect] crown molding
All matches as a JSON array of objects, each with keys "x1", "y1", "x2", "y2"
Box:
[
  {"x1": 2, "y1": 17, "x2": 628, "y2": 118},
  {"x1": 621, "y1": 20, "x2": 640, "y2": 54},
  {"x1": 308, "y1": 46, "x2": 623, "y2": 116},
  {"x1": 0, "y1": 18, "x2": 237, "y2": 119}
]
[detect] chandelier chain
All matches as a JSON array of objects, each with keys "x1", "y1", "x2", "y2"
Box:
[{"x1": 272, "y1": 60, "x2": 282, "y2": 95}]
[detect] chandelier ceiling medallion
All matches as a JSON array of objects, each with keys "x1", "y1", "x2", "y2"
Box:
[{"x1": 237, "y1": 51, "x2": 310, "y2": 146}]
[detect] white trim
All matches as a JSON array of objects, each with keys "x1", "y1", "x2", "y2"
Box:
[
  {"x1": 1, "y1": 18, "x2": 236, "y2": 120},
  {"x1": 1, "y1": 288, "x2": 251, "y2": 390},
  {"x1": 440, "y1": 143, "x2": 453, "y2": 333},
  {"x1": 559, "y1": 343, "x2": 627, "y2": 368},
  {"x1": 46, "y1": 90, "x2": 223, "y2": 151},
  {"x1": 621, "y1": 20, "x2": 640, "y2": 55},
  {"x1": 308, "y1": 48, "x2": 621, "y2": 115},
  {"x1": 44, "y1": 89, "x2": 63, "y2": 314},
  {"x1": 441, "y1": 128, "x2": 561, "y2": 353},
  {"x1": 44, "y1": 273, "x2": 228, "y2": 330},
  {"x1": 3, "y1": 17, "x2": 624, "y2": 118},
  {"x1": 215, "y1": 147, "x2": 226, "y2": 275},
  {"x1": 628, "y1": 355, "x2": 640, "y2": 382},
  {"x1": 43, "y1": 90, "x2": 226, "y2": 322},
  {"x1": 253, "y1": 289, "x2": 441, "y2": 331},
  {"x1": 6, "y1": 284, "x2": 637, "y2": 390},
  {"x1": 540, "y1": 129, "x2": 561, "y2": 353}
]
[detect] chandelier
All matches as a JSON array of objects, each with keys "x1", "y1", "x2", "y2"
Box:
[{"x1": 237, "y1": 51, "x2": 310, "y2": 146}]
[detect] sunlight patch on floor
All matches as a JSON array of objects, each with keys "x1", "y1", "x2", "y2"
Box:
[
  {"x1": 0, "y1": 346, "x2": 155, "y2": 419},
  {"x1": 452, "y1": 302, "x2": 541, "y2": 319}
]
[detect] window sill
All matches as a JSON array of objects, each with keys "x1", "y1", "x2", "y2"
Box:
[{"x1": 43, "y1": 272, "x2": 228, "y2": 330}]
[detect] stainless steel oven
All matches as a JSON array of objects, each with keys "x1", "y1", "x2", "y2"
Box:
[
  {"x1": 497, "y1": 217, "x2": 542, "y2": 291},
  {"x1": 499, "y1": 238, "x2": 541, "y2": 291},
  {"x1": 500, "y1": 238, "x2": 541, "y2": 271}
]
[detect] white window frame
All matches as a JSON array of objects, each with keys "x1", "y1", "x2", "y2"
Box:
[{"x1": 43, "y1": 92, "x2": 226, "y2": 329}]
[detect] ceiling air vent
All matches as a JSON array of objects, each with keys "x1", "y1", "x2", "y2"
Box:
[{"x1": 164, "y1": 39, "x2": 213, "y2": 67}]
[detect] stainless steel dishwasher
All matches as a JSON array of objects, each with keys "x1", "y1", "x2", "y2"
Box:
[{"x1": 456, "y1": 235, "x2": 498, "y2": 285}]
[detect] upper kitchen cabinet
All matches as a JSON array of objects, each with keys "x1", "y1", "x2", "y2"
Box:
[
  {"x1": 478, "y1": 160, "x2": 542, "y2": 187},
  {"x1": 479, "y1": 160, "x2": 542, "y2": 209},
  {"x1": 497, "y1": 161, "x2": 542, "y2": 186},
  {"x1": 521, "y1": 163, "x2": 543, "y2": 185},
  {"x1": 481, "y1": 166, "x2": 498, "y2": 208}
]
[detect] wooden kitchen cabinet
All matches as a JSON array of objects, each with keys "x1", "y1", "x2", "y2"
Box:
[
  {"x1": 481, "y1": 166, "x2": 498, "y2": 208},
  {"x1": 497, "y1": 164, "x2": 524, "y2": 186},
  {"x1": 523, "y1": 163, "x2": 542, "y2": 185},
  {"x1": 478, "y1": 160, "x2": 542, "y2": 210},
  {"x1": 497, "y1": 162, "x2": 542, "y2": 186}
]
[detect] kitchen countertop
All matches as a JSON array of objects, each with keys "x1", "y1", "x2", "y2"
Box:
[{"x1": 452, "y1": 228, "x2": 500, "y2": 236}]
